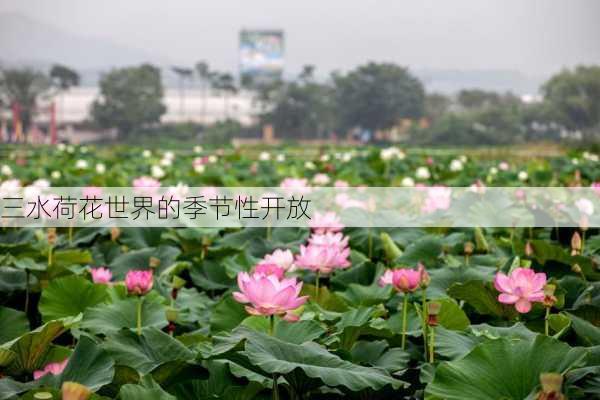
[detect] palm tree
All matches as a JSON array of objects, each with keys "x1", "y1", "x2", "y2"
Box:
[
  {"x1": 212, "y1": 73, "x2": 238, "y2": 120},
  {"x1": 171, "y1": 66, "x2": 194, "y2": 121},
  {"x1": 195, "y1": 61, "x2": 211, "y2": 124}
]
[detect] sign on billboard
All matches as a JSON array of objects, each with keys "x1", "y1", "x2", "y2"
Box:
[{"x1": 239, "y1": 30, "x2": 284, "y2": 85}]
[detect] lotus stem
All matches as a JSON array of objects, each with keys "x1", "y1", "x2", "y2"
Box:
[
  {"x1": 315, "y1": 271, "x2": 320, "y2": 303},
  {"x1": 401, "y1": 293, "x2": 409, "y2": 350},
  {"x1": 48, "y1": 245, "x2": 53, "y2": 267},
  {"x1": 24, "y1": 269, "x2": 30, "y2": 313},
  {"x1": 266, "y1": 225, "x2": 272, "y2": 241},
  {"x1": 269, "y1": 315, "x2": 275, "y2": 336},
  {"x1": 136, "y1": 296, "x2": 144, "y2": 336},
  {"x1": 545, "y1": 307, "x2": 550, "y2": 336},
  {"x1": 68, "y1": 225, "x2": 73, "y2": 244},
  {"x1": 368, "y1": 228, "x2": 373, "y2": 259},
  {"x1": 429, "y1": 326, "x2": 435, "y2": 363},
  {"x1": 422, "y1": 288, "x2": 428, "y2": 359}
]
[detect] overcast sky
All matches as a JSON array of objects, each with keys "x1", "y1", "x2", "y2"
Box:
[{"x1": 0, "y1": 0, "x2": 598, "y2": 77}]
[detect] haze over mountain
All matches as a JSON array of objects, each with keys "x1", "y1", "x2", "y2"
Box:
[
  {"x1": 0, "y1": 9, "x2": 579, "y2": 94},
  {"x1": 0, "y1": 13, "x2": 168, "y2": 70}
]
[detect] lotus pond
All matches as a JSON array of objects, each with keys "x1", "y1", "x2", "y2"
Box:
[{"x1": 1, "y1": 144, "x2": 600, "y2": 400}]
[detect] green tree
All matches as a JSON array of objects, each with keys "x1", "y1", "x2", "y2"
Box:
[
  {"x1": 264, "y1": 75, "x2": 335, "y2": 139},
  {"x1": 211, "y1": 73, "x2": 237, "y2": 119},
  {"x1": 91, "y1": 64, "x2": 166, "y2": 136},
  {"x1": 425, "y1": 92, "x2": 452, "y2": 123},
  {"x1": 0, "y1": 68, "x2": 51, "y2": 133},
  {"x1": 542, "y1": 65, "x2": 600, "y2": 131},
  {"x1": 49, "y1": 64, "x2": 80, "y2": 90},
  {"x1": 333, "y1": 62, "x2": 424, "y2": 132}
]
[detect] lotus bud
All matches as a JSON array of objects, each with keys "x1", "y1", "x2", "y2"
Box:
[
  {"x1": 536, "y1": 373, "x2": 564, "y2": 400},
  {"x1": 61, "y1": 382, "x2": 91, "y2": 400},
  {"x1": 418, "y1": 263, "x2": 430, "y2": 289},
  {"x1": 464, "y1": 241, "x2": 474, "y2": 256},
  {"x1": 427, "y1": 302, "x2": 441, "y2": 326},
  {"x1": 110, "y1": 227, "x2": 121, "y2": 241},
  {"x1": 172, "y1": 276, "x2": 186, "y2": 289},
  {"x1": 571, "y1": 232, "x2": 582, "y2": 255},
  {"x1": 165, "y1": 306, "x2": 178, "y2": 323},
  {"x1": 542, "y1": 284, "x2": 557, "y2": 308},
  {"x1": 380, "y1": 232, "x2": 403, "y2": 261},
  {"x1": 520, "y1": 259, "x2": 532, "y2": 269},
  {"x1": 525, "y1": 241, "x2": 534, "y2": 257},
  {"x1": 149, "y1": 257, "x2": 161, "y2": 269},
  {"x1": 474, "y1": 227, "x2": 489, "y2": 253},
  {"x1": 33, "y1": 392, "x2": 53, "y2": 399},
  {"x1": 47, "y1": 228, "x2": 57, "y2": 246}
]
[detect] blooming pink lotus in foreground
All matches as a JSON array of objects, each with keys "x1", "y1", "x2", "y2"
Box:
[
  {"x1": 33, "y1": 358, "x2": 69, "y2": 380},
  {"x1": 125, "y1": 270, "x2": 154, "y2": 296},
  {"x1": 253, "y1": 263, "x2": 285, "y2": 279},
  {"x1": 494, "y1": 267, "x2": 546, "y2": 313},
  {"x1": 262, "y1": 249, "x2": 296, "y2": 271},
  {"x1": 90, "y1": 267, "x2": 112, "y2": 284},
  {"x1": 309, "y1": 211, "x2": 345, "y2": 234},
  {"x1": 379, "y1": 264, "x2": 428, "y2": 293},
  {"x1": 233, "y1": 272, "x2": 308, "y2": 321},
  {"x1": 295, "y1": 238, "x2": 351, "y2": 275}
]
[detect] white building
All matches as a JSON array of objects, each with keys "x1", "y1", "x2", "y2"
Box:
[{"x1": 51, "y1": 87, "x2": 260, "y2": 126}]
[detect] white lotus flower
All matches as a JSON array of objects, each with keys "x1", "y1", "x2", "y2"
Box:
[
  {"x1": 1, "y1": 165, "x2": 13, "y2": 176},
  {"x1": 259, "y1": 151, "x2": 271, "y2": 161},
  {"x1": 75, "y1": 160, "x2": 88, "y2": 169},
  {"x1": 96, "y1": 163, "x2": 106, "y2": 174},
  {"x1": 518, "y1": 171, "x2": 528, "y2": 181},
  {"x1": 401, "y1": 177, "x2": 415, "y2": 187},
  {"x1": 142, "y1": 150, "x2": 152, "y2": 158},
  {"x1": 51, "y1": 170, "x2": 62, "y2": 180},
  {"x1": 151, "y1": 165, "x2": 165, "y2": 179},
  {"x1": 449, "y1": 159, "x2": 463, "y2": 172},
  {"x1": 415, "y1": 167, "x2": 431, "y2": 180}
]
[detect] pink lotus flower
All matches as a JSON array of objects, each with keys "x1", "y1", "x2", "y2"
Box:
[
  {"x1": 125, "y1": 270, "x2": 154, "y2": 296},
  {"x1": 308, "y1": 232, "x2": 349, "y2": 248},
  {"x1": 379, "y1": 264, "x2": 428, "y2": 293},
  {"x1": 132, "y1": 176, "x2": 161, "y2": 188},
  {"x1": 82, "y1": 186, "x2": 103, "y2": 198},
  {"x1": 233, "y1": 272, "x2": 308, "y2": 321},
  {"x1": 295, "y1": 241, "x2": 351, "y2": 275},
  {"x1": 263, "y1": 249, "x2": 295, "y2": 271},
  {"x1": 421, "y1": 186, "x2": 452, "y2": 214},
  {"x1": 253, "y1": 263, "x2": 285, "y2": 279},
  {"x1": 33, "y1": 358, "x2": 69, "y2": 380},
  {"x1": 280, "y1": 178, "x2": 311, "y2": 194},
  {"x1": 334, "y1": 180, "x2": 350, "y2": 188},
  {"x1": 494, "y1": 267, "x2": 546, "y2": 313},
  {"x1": 90, "y1": 267, "x2": 112, "y2": 284},
  {"x1": 309, "y1": 211, "x2": 345, "y2": 234}
]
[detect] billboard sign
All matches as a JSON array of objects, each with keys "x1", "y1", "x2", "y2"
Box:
[{"x1": 239, "y1": 29, "x2": 284, "y2": 85}]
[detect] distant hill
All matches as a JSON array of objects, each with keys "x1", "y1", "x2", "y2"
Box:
[
  {"x1": 415, "y1": 69, "x2": 545, "y2": 95},
  {"x1": 0, "y1": 13, "x2": 168, "y2": 72},
  {"x1": 0, "y1": 13, "x2": 545, "y2": 94}
]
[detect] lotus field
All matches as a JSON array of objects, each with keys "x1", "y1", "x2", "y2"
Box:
[{"x1": 2, "y1": 144, "x2": 600, "y2": 400}]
